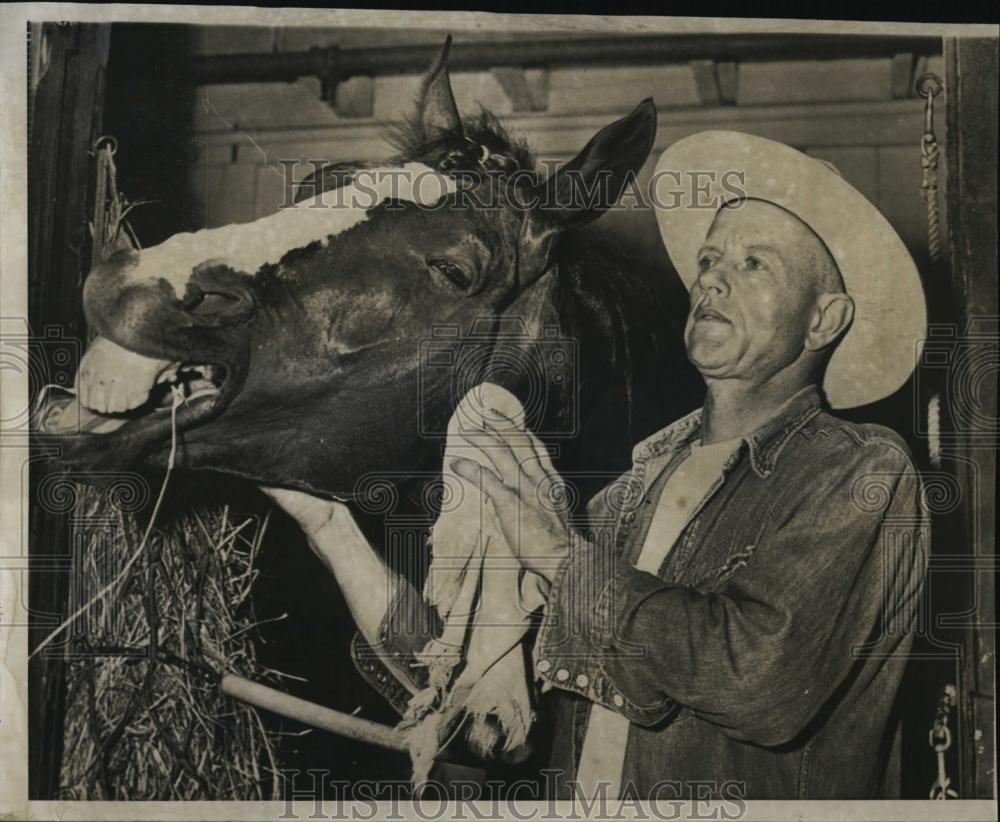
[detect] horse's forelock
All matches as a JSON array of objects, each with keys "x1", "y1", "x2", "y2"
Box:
[{"x1": 384, "y1": 109, "x2": 534, "y2": 177}]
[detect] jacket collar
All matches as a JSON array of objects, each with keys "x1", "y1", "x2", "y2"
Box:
[{"x1": 631, "y1": 385, "x2": 822, "y2": 479}]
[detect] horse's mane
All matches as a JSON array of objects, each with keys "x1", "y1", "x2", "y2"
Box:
[{"x1": 549, "y1": 228, "x2": 702, "y2": 482}]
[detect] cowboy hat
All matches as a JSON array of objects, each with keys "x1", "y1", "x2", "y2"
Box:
[{"x1": 654, "y1": 130, "x2": 926, "y2": 409}]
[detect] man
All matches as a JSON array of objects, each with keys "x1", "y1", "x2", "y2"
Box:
[{"x1": 264, "y1": 131, "x2": 929, "y2": 800}]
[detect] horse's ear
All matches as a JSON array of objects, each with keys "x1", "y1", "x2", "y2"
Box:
[
  {"x1": 416, "y1": 35, "x2": 462, "y2": 138},
  {"x1": 532, "y1": 98, "x2": 657, "y2": 230}
]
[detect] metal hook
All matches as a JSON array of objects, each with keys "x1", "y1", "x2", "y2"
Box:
[
  {"x1": 916, "y1": 74, "x2": 942, "y2": 137},
  {"x1": 915, "y1": 73, "x2": 943, "y2": 99},
  {"x1": 93, "y1": 135, "x2": 118, "y2": 155}
]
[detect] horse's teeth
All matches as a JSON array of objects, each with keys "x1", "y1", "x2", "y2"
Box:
[
  {"x1": 156, "y1": 365, "x2": 181, "y2": 385},
  {"x1": 74, "y1": 339, "x2": 222, "y2": 417},
  {"x1": 106, "y1": 389, "x2": 125, "y2": 414},
  {"x1": 76, "y1": 337, "x2": 172, "y2": 415}
]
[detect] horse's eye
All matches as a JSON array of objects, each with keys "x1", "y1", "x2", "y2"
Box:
[{"x1": 427, "y1": 258, "x2": 472, "y2": 291}]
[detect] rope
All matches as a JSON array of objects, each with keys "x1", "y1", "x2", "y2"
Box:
[
  {"x1": 917, "y1": 74, "x2": 944, "y2": 265},
  {"x1": 916, "y1": 74, "x2": 944, "y2": 469}
]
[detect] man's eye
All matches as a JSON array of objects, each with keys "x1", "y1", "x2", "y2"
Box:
[
  {"x1": 745, "y1": 256, "x2": 765, "y2": 272},
  {"x1": 697, "y1": 255, "x2": 716, "y2": 273},
  {"x1": 428, "y1": 259, "x2": 472, "y2": 290}
]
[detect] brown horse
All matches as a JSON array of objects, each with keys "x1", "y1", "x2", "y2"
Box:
[{"x1": 37, "y1": 38, "x2": 700, "y2": 505}]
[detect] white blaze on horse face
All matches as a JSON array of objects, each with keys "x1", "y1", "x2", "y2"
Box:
[
  {"x1": 69, "y1": 164, "x2": 457, "y2": 417},
  {"x1": 130, "y1": 163, "x2": 457, "y2": 297}
]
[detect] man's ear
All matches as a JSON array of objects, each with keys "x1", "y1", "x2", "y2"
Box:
[
  {"x1": 415, "y1": 35, "x2": 462, "y2": 139},
  {"x1": 529, "y1": 98, "x2": 657, "y2": 230},
  {"x1": 807, "y1": 293, "x2": 855, "y2": 352}
]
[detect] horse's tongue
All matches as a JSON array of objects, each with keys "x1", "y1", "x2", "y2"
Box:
[
  {"x1": 76, "y1": 336, "x2": 172, "y2": 414},
  {"x1": 37, "y1": 391, "x2": 131, "y2": 434}
]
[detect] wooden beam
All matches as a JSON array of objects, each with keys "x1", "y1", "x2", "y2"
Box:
[
  {"x1": 891, "y1": 52, "x2": 916, "y2": 99},
  {"x1": 689, "y1": 59, "x2": 721, "y2": 106},
  {"x1": 491, "y1": 67, "x2": 548, "y2": 112},
  {"x1": 716, "y1": 61, "x2": 739, "y2": 104},
  {"x1": 191, "y1": 99, "x2": 930, "y2": 166},
  {"x1": 334, "y1": 75, "x2": 375, "y2": 118},
  {"x1": 189, "y1": 34, "x2": 944, "y2": 86}
]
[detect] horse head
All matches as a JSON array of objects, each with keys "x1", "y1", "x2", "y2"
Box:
[{"x1": 37, "y1": 37, "x2": 661, "y2": 497}]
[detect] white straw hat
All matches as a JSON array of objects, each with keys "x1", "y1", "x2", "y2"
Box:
[{"x1": 655, "y1": 130, "x2": 927, "y2": 409}]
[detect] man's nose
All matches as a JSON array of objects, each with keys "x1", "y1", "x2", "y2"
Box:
[{"x1": 695, "y1": 261, "x2": 731, "y2": 297}]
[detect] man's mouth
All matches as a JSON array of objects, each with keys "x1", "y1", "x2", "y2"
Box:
[
  {"x1": 35, "y1": 336, "x2": 228, "y2": 437},
  {"x1": 694, "y1": 304, "x2": 731, "y2": 324}
]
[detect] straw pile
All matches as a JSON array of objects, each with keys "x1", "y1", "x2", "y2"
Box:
[{"x1": 57, "y1": 486, "x2": 282, "y2": 800}]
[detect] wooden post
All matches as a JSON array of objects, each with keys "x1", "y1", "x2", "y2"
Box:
[
  {"x1": 28, "y1": 22, "x2": 111, "y2": 799},
  {"x1": 944, "y1": 35, "x2": 998, "y2": 801}
]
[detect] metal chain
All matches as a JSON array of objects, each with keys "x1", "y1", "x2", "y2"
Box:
[
  {"x1": 916, "y1": 74, "x2": 944, "y2": 265},
  {"x1": 929, "y1": 683, "x2": 959, "y2": 799}
]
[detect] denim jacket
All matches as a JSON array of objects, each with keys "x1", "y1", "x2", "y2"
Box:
[{"x1": 352, "y1": 386, "x2": 929, "y2": 799}]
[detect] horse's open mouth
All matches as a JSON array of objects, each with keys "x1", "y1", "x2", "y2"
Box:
[{"x1": 35, "y1": 336, "x2": 237, "y2": 454}]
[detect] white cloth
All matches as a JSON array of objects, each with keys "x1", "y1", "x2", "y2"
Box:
[
  {"x1": 401, "y1": 383, "x2": 550, "y2": 784},
  {"x1": 575, "y1": 436, "x2": 742, "y2": 799}
]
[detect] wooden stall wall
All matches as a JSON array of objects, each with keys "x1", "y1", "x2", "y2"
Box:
[
  {"x1": 28, "y1": 22, "x2": 111, "y2": 799},
  {"x1": 943, "y1": 36, "x2": 997, "y2": 800}
]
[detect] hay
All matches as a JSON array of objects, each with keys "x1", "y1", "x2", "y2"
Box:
[
  {"x1": 57, "y1": 488, "x2": 283, "y2": 800},
  {"x1": 90, "y1": 136, "x2": 145, "y2": 260}
]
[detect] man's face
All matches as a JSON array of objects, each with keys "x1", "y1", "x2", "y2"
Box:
[{"x1": 685, "y1": 200, "x2": 832, "y2": 383}]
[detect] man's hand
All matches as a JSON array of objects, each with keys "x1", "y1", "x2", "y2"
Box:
[
  {"x1": 259, "y1": 485, "x2": 350, "y2": 537},
  {"x1": 450, "y1": 419, "x2": 573, "y2": 584}
]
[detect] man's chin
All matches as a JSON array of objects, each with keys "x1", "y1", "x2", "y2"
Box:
[{"x1": 686, "y1": 341, "x2": 736, "y2": 377}]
